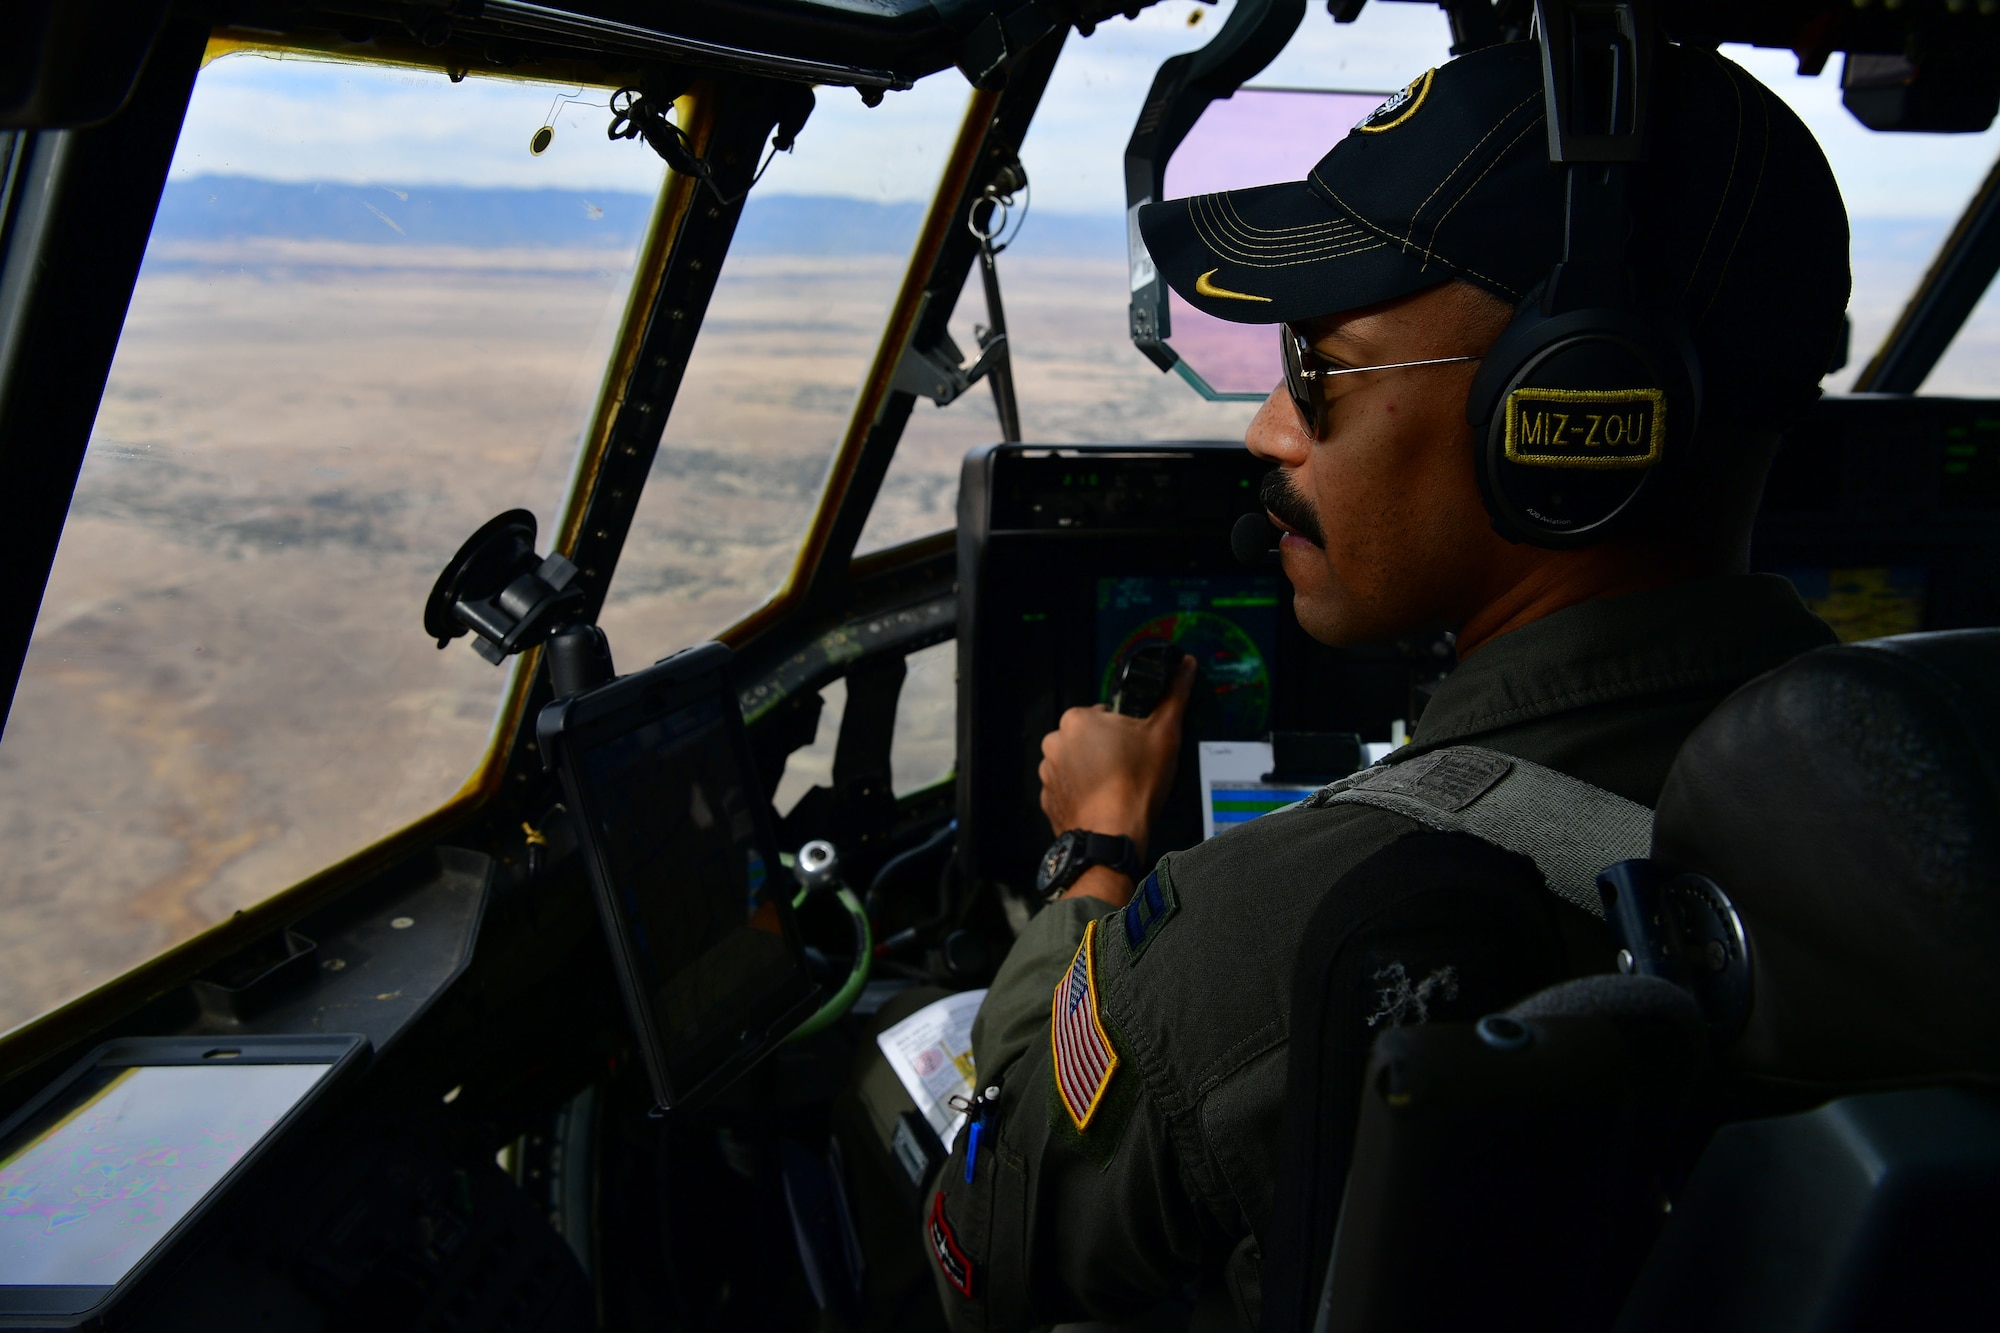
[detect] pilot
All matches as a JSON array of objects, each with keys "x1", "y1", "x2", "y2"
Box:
[{"x1": 927, "y1": 38, "x2": 1849, "y2": 1331}]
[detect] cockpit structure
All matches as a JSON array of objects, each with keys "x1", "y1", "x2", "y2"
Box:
[{"x1": 2, "y1": 0, "x2": 1999, "y2": 1328}]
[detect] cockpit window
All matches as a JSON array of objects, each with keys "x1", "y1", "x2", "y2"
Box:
[
  {"x1": 595, "y1": 75, "x2": 974, "y2": 659},
  {"x1": 863, "y1": 25, "x2": 2000, "y2": 561},
  {"x1": 0, "y1": 50, "x2": 666, "y2": 1035},
  {"x1": 1725, "y1": 45, "x2": 2000, "y2": 395},
  {"x1": 855, "y1": 2, "x2": 1455, "y2": 555}
]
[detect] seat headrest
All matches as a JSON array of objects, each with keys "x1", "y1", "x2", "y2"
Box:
[{"x1": 1652, "y1": 630, "x2": 2000, "y2": 1084}]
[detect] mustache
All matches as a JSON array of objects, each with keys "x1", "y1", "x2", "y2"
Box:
[{"x1": 1259, "y1": 468, "x2": 1325, "y2": 548}]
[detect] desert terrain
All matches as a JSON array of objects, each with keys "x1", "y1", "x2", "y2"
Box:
[
  {"x1": 0, "y1": 236, "x2": 1251, "y2": 1036},
  {"x1": 6, "y1": 192, "x2": 1990, "y2": 1037}
]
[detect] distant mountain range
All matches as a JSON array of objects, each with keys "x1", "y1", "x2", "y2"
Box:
[
  {"x1": 149, "y1": 176, "x2": 1941, "y2": 268},
  {"x1": 150, "y1": 175, "x2": 1126, "y2": 258}
]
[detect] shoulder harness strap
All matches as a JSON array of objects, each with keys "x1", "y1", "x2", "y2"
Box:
[{"x1": 1302, "y1": 746, "x2": 1651, "y2": 917}]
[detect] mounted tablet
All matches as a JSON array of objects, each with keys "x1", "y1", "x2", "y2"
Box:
[
  {"x1": 0, "y1": 1034, "x2": 367, "y2": 1329},
  {"x1": 538, "y1": 642, "x2": 818, "y2": 1113}
]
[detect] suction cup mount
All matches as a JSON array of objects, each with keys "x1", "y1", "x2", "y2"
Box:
[{"x1": 425, "y1": 510, "x2": 587, "y2": 666}]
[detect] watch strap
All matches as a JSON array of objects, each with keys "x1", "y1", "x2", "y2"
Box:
[
  {"x1": 1077, "y1": 831, "x2": 1141, "y2": 880},
  {"x1": 1040, "y1": 830, "x2": 1141, "y2": 898}
]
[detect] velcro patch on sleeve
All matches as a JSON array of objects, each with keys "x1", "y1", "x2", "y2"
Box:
[
  {"x1": 929, "y1": 1190, "x2": 973, "y2": 1297},
  {"x1": 1121, "y1": 862, "x2": 1179, "y2": 961},
  {"x1": 1051, "y1": 918, "x2": 1120, "y2": 1132}
]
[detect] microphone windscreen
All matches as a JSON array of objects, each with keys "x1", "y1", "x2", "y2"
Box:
[{"x1": 1231, "y1": 512, "x2": 1275, "y2": 567}]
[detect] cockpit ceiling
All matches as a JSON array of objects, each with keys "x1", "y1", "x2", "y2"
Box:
[
  {"x1": 206, "y1": 0, "x2": 1170, "y2": 93},
  {"x1": 173, "y1": 1, "x2": 2000, "y2": 98},
  {"x1": 13, "y1": 1, "x2": 2000, "y2": 137}
]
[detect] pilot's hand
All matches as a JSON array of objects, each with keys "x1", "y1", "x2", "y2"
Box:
[{"x1": 1037, "y1": 656, "x2": 1198, "y2": 907}]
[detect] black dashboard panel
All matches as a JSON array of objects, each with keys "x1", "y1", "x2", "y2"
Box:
[
  {"x1": 955, "y1": 443, "x2": 1427, "y2": 893},
  {"x1": 1757, "y1": 395, "x2": 2000, "y2": 638},
  {"x1": 956, "y1": 402, "x2": 2000, "y2": 895}
]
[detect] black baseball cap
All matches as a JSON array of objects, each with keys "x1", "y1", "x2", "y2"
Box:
[{"x1": 1136, "y1": 39, "x2": 1851, "y2": 426}]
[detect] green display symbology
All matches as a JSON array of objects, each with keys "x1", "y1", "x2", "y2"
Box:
[{"x1": 1102, "y1": 610, "x2": 1271, "y2": 738}]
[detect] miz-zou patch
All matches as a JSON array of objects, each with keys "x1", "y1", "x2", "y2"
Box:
[{"x1": 1051, "y1": 918, "x2": 1120, "y2": 1131}]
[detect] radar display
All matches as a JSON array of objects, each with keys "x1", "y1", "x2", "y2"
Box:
[{"x1": 1096, "y1": 575, "x2": 1280, "y2": 739}]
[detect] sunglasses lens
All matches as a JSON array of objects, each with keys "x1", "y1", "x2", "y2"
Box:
[{"x1": 1281, "y1": 327, "x2": 1319, "y2": 436}]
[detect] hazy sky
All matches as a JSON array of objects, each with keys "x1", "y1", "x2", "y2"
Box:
[{"x1": 175, "y1": 5, "x2": 2000, "y2": 223}]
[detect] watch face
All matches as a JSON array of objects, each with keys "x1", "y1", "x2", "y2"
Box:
[{"x1": 1037, "y1": 832, "x2": 1081, "y2": 893}]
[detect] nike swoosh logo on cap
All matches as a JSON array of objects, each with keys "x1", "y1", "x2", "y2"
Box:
[{"x1": 1195, "y1": 269, "x2": 1271, "y2": 303}]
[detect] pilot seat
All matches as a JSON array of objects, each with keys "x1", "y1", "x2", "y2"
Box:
[{"x1": 1265, "y1": 629, "x2": 2000, "y2": 1332}]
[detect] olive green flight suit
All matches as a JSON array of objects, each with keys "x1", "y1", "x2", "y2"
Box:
[{"x1": 927, "y1": 575, "x2": 1835, "y2": 1331}]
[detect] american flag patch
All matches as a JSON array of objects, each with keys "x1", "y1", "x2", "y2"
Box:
[{"x1": 1051, "y1": 919, "x2": 1120, "y2": 1131}]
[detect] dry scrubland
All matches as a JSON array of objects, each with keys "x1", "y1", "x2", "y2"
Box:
[
  {"x1": 8, "y1": 222, "x2": 1994, "y2": 1037},
  {"x1": 0, "y1": 244, "x2": 1254, "y2": 1035}
]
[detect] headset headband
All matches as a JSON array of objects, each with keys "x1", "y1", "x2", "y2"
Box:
[
  {"x1": 1535, "y1": 0, "x2": 1653, "y2": 314},
  {"x1": 1464, "y1": 0, "x2": 1698, "y2": 549}
]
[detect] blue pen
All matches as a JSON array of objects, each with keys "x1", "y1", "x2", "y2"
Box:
[
  {"x1": 963, "y1": 1118, "x2": 982, "y2": 1183},
  {"x1": 962, "y1": 1083, "x2": 1001, "y2": 1183}
]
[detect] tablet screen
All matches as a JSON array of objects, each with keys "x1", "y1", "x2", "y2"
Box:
[
  {"x1": 0, "y1": 1062, "x2": 331, "y2": 1286},
  {"x1": 573, "y1": 692, "x2": 805, "y2": 1094}
]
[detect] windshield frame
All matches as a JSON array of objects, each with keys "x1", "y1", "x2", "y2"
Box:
[{"x1": 0, "y1": 39, "x2": 702, "y2": 1077}]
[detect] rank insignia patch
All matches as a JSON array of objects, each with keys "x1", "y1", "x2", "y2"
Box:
[
  {"x1": 929, "y1": 1190, "x2": 973, "y2": 1296},
  {"x1": 1052, "y1": 919, "x2": 1120, "y2": 1131},
  {"x1": 1121, "y1": 864, "x2": 1179, "y2": 960}
]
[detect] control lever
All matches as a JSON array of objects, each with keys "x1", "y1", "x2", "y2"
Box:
[
  {"x1": 1110, "y1": 643, "x2": 1188, "y2": 718},
  {"x1": 969, "y1": 160, "x2": 1026, "y2": 444},
  {"x1": 786, "y1": 840, "x2": 874, "y2": 1042}
]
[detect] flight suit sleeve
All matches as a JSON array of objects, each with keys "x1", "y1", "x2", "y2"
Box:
[{"x1": 925, "y1": 894, "x2": 1228, "y2": 1331}]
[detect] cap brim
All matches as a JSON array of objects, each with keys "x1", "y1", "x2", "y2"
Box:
[{"x1": 1137, "y1": 181, "x2": 1443, "y2": 326}]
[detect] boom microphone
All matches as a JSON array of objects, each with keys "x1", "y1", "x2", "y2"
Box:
[{"x1": 1231, "y1": 512, "x2": 1279, "y2": 567}]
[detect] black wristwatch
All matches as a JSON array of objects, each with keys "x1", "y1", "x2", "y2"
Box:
[{"x1": 1036, "y1": 830, "x2": 1142, "y2": 900}]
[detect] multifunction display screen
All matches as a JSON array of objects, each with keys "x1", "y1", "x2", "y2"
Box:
[
  {"x1": 0, "y1": 1063, "x2": 330, "y2": 1287},
  {"x1": 1095, "y1": 574, "x2": 1282, "y2": 739}
]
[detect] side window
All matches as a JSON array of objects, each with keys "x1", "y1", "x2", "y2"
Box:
[
  {"x1": 892, "y1": 639, "x2": 957, "y2": 796},
  {"x1": 591, "y1": 76, "x2": 974, "y2": 836},
  {"x1": 1721, "y1": 48, "x2": 2000, "y2": 641},
  {"x1": 847, "y1": 9, "x2": 1466, "y2": 814},
  {"x1": 851, "y1": 5, "x2": 1463, "y2": 556},
  {"x1": 768, "y1": 638, "x2": 957, "y2": 819},
  {"x1": 0, "y1": 51, "x2": 666, "y2": 1034},
  {"x1": 596, "y1": 75, "x2": 973, "y2": 660},
  {"x1": 1725, "y1": 45, "x2": 2000, "y2": 394}
]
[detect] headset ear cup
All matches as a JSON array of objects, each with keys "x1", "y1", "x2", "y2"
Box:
[
  {"x1": 1465, "y1": 293, "x2": 1552, "y2": 550},
  {"x1": 1467, "y1": 305, "x2": 1700, "y2": 549}
]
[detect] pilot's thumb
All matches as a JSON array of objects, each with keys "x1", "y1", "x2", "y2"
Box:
[{"x1": 1152, "y1": 655, "x2": 1198, "y2": 726}]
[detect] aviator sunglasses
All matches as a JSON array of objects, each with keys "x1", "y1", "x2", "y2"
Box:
[{"x1": 1281, "y1": 323, "x2": 1482, "y2": 438}]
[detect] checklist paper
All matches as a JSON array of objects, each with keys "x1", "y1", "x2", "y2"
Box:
[
  {"x1": 1196, "y1": 739, "x2": 1399, "y2": 838},
  {"x1": 1196, "y1": 742, "x2": 1319, "y2": 839}
]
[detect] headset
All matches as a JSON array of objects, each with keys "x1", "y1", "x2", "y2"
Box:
[{"x1": 1465, "y1": 0, "x2": 1702, "y2": 548}]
